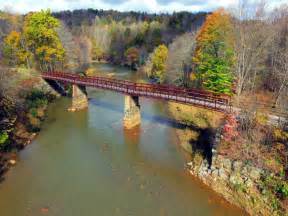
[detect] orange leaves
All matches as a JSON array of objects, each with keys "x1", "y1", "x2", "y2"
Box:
[
  {"x1": 192, "y1": 9, "x2": 235, "y2": 94},
  {"x1": 195, "y1": 9, "x2": 233, "y2": 53}
]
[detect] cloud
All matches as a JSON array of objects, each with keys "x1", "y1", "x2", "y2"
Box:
[
  {"x1": 156, "y1": 0, "x2": 216, "y2": 7},
  {"x1": 0, "y1": 0, "x2": 285, "y2": 14}
]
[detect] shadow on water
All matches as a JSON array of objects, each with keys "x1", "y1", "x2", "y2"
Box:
[
  {"x1": 89, "y1": 99, "x2": 200, "y2": 131},
  {"x1": 90, "y1": 97, "x2": 215, "y2": 167},
  {"x1": 189, "y1": 128, "x2": 215, "y2": 168},
  {"x1": 0, "y1": 165, "x2": 7, "y2": 183}
]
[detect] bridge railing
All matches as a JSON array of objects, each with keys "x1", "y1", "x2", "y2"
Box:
[{"x1": 42, "y1": 71, "x2": 231, "y2": 112}]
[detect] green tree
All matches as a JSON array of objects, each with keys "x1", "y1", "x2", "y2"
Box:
[
  {"x1": 151, "y1": 44, "x2": 168, "y2": 83},
  {"x1": 193, "y1": 9, "x2": 235, "y2": 94},
  {"x1": 23, "y1": 10, "x2": 65, "y2": 71}
]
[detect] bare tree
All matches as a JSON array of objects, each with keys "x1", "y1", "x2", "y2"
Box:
[
  {"x1": 166, "y1": 32, "x2": 196, "y2": 86},
  {"x1": 57, "y1": 22, "x2": 81, "y2": 71},
  {"x1": 231, "y1": 0, "x2": 276, "y2": 98},
  {"x1": 268, "y1": 6, "x2": 288, "y2": 111},
  {"x1": 91, "y1": 16, "x2": 112, "y2": 58}
]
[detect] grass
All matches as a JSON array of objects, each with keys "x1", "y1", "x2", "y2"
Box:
[{"x1": 168, "y1": 102, "x2": 225, "y2": 129}]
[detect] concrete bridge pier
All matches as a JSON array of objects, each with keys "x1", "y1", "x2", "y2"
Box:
[
  {"x1": 123, "y1": 95, "x2": 141, "y2": 129},
  {"x1": 68, "y1": 84, "x2": 88, "y2": 112}
]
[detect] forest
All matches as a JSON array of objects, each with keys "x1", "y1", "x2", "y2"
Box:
[{"x1": 0, "y1": 0, "x2": 287, "y2": 215}]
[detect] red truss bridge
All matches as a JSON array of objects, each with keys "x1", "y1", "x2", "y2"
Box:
[{"x1": 42, "y1": 71, "x2": 231, "y2": 113}]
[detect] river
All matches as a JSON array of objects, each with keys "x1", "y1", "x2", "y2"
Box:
[{"x1": 0, "y1": 64, "x2": 245, "y2": 215}]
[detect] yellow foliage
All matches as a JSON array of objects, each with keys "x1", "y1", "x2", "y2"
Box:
[
  {"x1": 85, "y1": 68, "x2": 95, "y2": 76},
  {"x1": 190, "y1": 72, "x2": 197, "y2": 81},
  {"x1": 274, "y1": 128, "x2": 288, "y2": 141},
  {"x1": 91, "y1": 40, "x2": 104, "y2": 60},
  {"x1": 4, "y1": 31, "x2": 21, "y2": 46},
  {"x1": 151, "y1": 44, "x2": 168, "y2": 83},
  {"x1": 255, "y1": 112, "x2": 268, "y2": 125},
  {"x1": 23, "y1": 10, "x2": 65, "y2": 70},
  {"x1": 3, "y1": 31, "x2": 32, "y2": 66}
]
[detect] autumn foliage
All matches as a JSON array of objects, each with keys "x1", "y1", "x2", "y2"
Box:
[
  {"x1": 3, "y1": 31, "x2": 31, "y2": 66},
  {"x1": 125, "y1": 47, "x2": 140, "y2": 69},
  {"x1": 3, "y1": 10, "x2": 65, "y2": 71},
  {"x1": 222, "y1": 114, "x2": 239, "y2": 142},
  {"x1": 151, "y1": 44, "x2": 168, "y2": 83},
  {"x1": 193, "y1": 9, "x2": 235, "y2": 95},
  {"x1": 23, "y1": 10, "x2": 65, "y2": 71}
]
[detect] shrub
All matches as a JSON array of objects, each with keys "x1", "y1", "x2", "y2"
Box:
[
  {"x1": 259, "y1": 173, "x2": 283, "y2": 211},
  {"x1": 255, "y1": 112, "x2": 268, "y2": 126},
  {"x1": 0, "y1": 132, "x2": 9, "y2": 146},
  {"x1": 259, "y1": 171, "x2": 288, "y2": 214},
  {"x1": 274, "y1": 128, "x2": 288, "y2": 143},
  {"x1": 29, "y1": 108, "x2": 38, "y2": 117},
  {"x1": 222, "y1": 114, "x2": 238, "y2": 142},
  {"x1": 25, "y1": 89, "x2": 48, "y2": 109},
  {"x1": 238, "y1": 110, "x2": 257, "y2": 132},
  {"x1": 277, "y1": 182, "x2": 288, "y2": 200}
]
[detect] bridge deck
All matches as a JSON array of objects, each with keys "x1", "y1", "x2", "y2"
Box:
[{"x1": 42, "y1": 72, "x2": 231, "y2": 113}]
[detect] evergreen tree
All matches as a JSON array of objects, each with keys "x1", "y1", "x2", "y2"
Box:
[{"x1": 193, "y1": 9, "x2": 235, "y2": 94}]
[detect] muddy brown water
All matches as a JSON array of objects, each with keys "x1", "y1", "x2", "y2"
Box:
[{"x1": 0, "y1": 64, "x2": 245, "y2": 215}]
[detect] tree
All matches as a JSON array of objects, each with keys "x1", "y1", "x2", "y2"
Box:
[
  {"x1": 92, "y1": 18, "x2": 111, "y2": 59},
  {"x1": 125, "y1": 47, "x2": 140, "y2": 70},
  {"x1": 91, "y1": 40, "x2": 104, "y2": 61},
  {"x1": 231, "y1": 0, "x2": 275, "y2": 97},
  {"x1": 3, "y1": 31, "x2": 31, "y2": 67},
  {"x1": 23, "y1": 10, "x2": 65, "y2": 71},
  {"x1": 267, "y1": 6, "x2": 288, "y2": 110},
  {"x1": 57, "y1": 22, "x2": 80, "y2": 70},
  {"x1": 77, "y1": 36, "x2": 92, "y2": 65},
  {"x1": 166, "y1": 32, "x2": 196, "y2": 86},
  {"x1": 150, "y1": 44, "x2": 168, "y2": 83},
  {"x1": 193, "y1": 9, "x2": 235, "y2": 94}
]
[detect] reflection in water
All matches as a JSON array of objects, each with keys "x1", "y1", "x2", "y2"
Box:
[
  {"x1": 0, "y1": 63, "x2": 245, "y2": 216},
  {"x1": 123, "y1": 125, "x2": 141, "y2": 146}
]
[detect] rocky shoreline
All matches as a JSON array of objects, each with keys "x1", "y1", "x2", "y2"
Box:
[
  {"x1": 186, "y1": 150, "x2": 273, "y2": 215},
  {"x1": 167, "y1": 102, "x2": 284, "y2": 216}
]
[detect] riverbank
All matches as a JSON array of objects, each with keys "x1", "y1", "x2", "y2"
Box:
[
  {"x1": 168, "y1": 102, "x2": 288, "y2": 216},
  {"x1": 0, "y1": 67, "x2": 59, "y2": 182}
]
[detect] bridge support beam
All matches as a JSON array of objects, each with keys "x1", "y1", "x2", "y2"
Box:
[
  {"x1": 123, "y1": 95, "x2": 141, "y2": 129},
  {"x1": 68, "y1": 84, "x2": 88, "y2": 112}
]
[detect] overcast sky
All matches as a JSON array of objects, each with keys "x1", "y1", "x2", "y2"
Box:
[{"x1": 0, "y1": 0, "x2": 286, "y2": 14}]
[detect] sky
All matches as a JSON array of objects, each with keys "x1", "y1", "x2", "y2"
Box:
[{"x1": 0, "y1": 0, "x2": 286, "y2": 14}]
